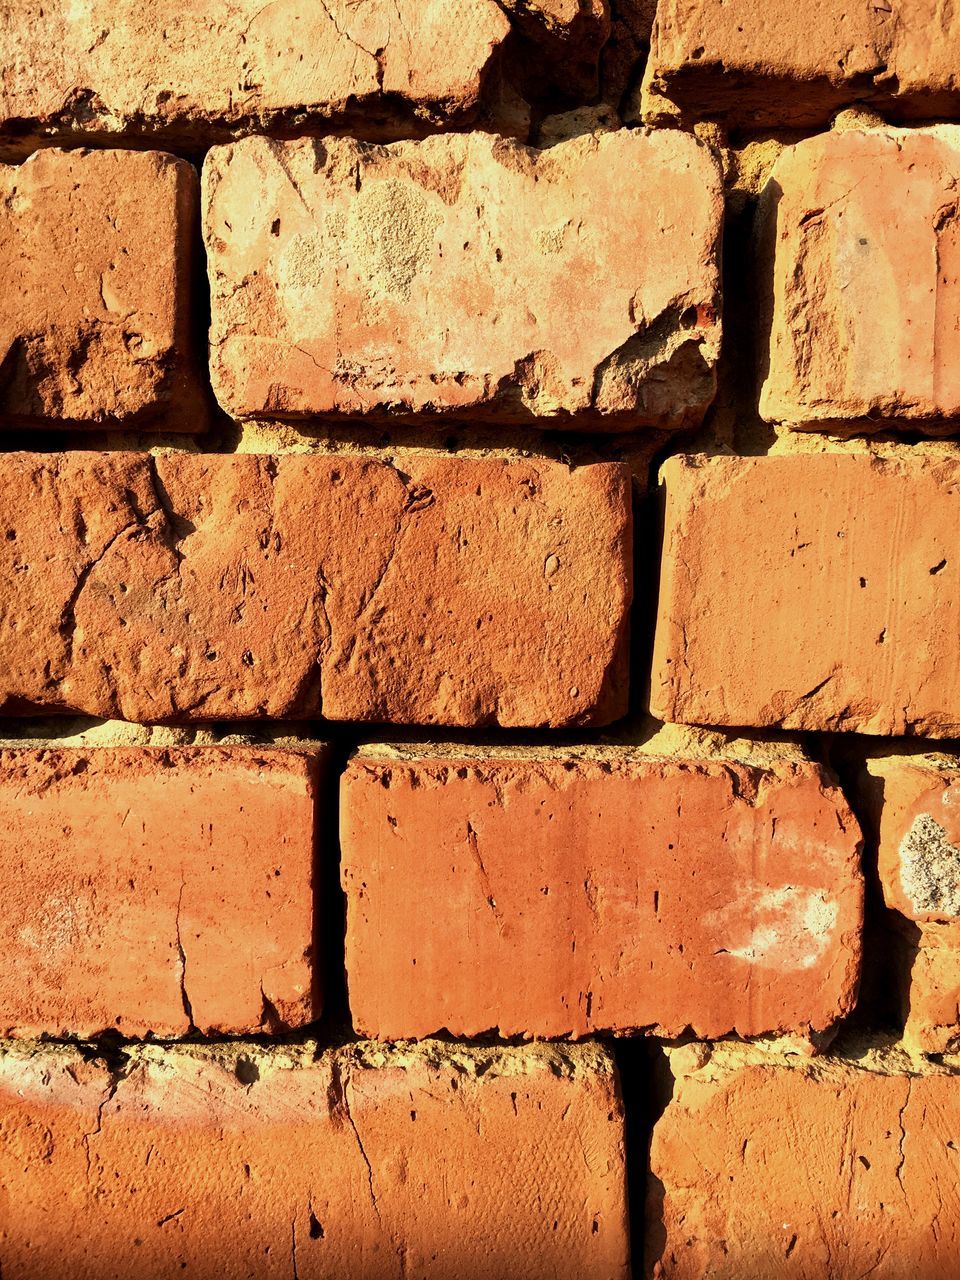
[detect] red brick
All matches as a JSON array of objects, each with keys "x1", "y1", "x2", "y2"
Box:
[
  {"x1": 0, "y1": 1, "x2": 519, "y2": 155},
  {"x1": 0, "y1": 1038, "x2": 629, "y2": 1280},
  {"x1": 648, "y1": 1040, "x2": 960, "y2": 1279},
  {"x1": 0, "y1": 451, "x2": 630, "y2": 726},
  {"x1": 651, "y1": 453, "x2": 960, "y2": 736},
  {"x1": 341, "y1": 739, "x2": 862, "y2": 1041},
  {"x1": 759, "y1": 128, "x2": 960, "y2": 434},
  {"x1": 203, "y1": 130, "x2": 722, "y2": 428},
  {"x1": 888, "y1": 920, "x2": 960, "y2": 1055},
  {"x1": 0, "y1": 148, "x2": 206, "y2": 431},
  {"x1": 861, "y1": 753, "x2": 960, "y2": 923},
  {"x1": 860, "y1": 752, "x2": 960, "y2": 1053},
  {"x1": 0, "y1": 746, "x2": 319, "y2": 1038},
  {"x1": 643, "y1": 0, "x2": 960, "y2": 127}
]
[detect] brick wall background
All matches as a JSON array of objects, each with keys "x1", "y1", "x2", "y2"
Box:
[{"x1": 2, "y1": 2, "x2": 959, "y2": 1276}]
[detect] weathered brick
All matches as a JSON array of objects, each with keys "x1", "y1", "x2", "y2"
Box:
[
  {"x1": 860, "y1": 752, "x2": 960, "y2": 1053},
  {"x1": 0, "y1": 451, "x2": 631, "y2": 726},
  {"x1": 861, "y1": 753, "x2": 960, "y2": 923},
  {"x1": 0, "y1": 1, "x2": 521, "y2": 155},
  {"x1": 0, "y1": 1039, "x2": 629, "y2": 1280},
  {"x1": 759, "y1": 128, "x2": 960, "y2": 434},
  {"x1": 643, "y1": 0, "x2": 960, "y2": 127},
  {"x1": 1, "y1": 148, "x2": 206, "y2": 431},
  {"x1": 0, "y1": 746, "x2": 319, "y2": 1038},
  {"x1": 341, "y1": 735, "x2": 862, "y2": 1041},
  {"x1": 889, "y1": 919, "x2": 960, "y2": 1055},
  {"x1": 651, "y1": 453, "x2": 960, "y2": 736},
  {"x1": 203, "y1": 130, "x2": 722, "y2": 428},
  {"x1": 647, "y1": 1040, "x2": 960, "y2": 1279}
]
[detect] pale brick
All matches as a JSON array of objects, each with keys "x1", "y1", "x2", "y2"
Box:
[{"x1": 203, "y1": 130, "x2": 722, "y2": 428}]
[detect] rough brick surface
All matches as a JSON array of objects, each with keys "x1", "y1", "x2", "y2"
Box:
[
  {"x1": 0, "y1": 451, "x2": 631, "y2": 726},
  {"x1": 0, "y1": 1039, "x2": 629, "y2": 1280},
  {"x1": 861, "y1": 753, "x2": 960, "y2": 923},
  {"x1": 760, "y1": 128, "x2": 960, "y2": 434},
  {"x1": 0, "y1": 148, "x2": 205, "y2": 431},
  {"x1": 341, "y1": 741, "x2": 862, "y2": 1041},
  {"x1": 889, "y1": 918, "x2": 960, "y2": 1055},
  {"x1": 0, "y1": 746, "x2": 319, "y2": 1038},
  {"x1": 643, "y1": 0, "x2": 960, "y2": 127},
  {"x1": 651, "y1": 453, "x2": 960, "y2": 736},
  {"x1": 859, "y1": 752, "x2": 960, "y2": 1053},
  {"x1": 203, "y1": 130, "x2": 722, "y2": 427},
  {"x1": 0, "y1": 1, "x2": 525, "y2": 155},
  {"x1": 647, "y1": 1040, "x2": 960, "y2": 1279}
]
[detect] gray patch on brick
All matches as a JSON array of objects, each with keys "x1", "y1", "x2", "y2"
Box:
[{"x1": 899, "y1": 813, "x2": 960, "y2": 917}]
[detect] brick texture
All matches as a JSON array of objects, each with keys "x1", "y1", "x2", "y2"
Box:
[
  {"x1": 0, "y1": 1039, "x2": 629, "y2": 1280},
  {"x1": 860, "y1": 752, "x2": 960, "y2": 1053},
  {"x1": 647, "y1": 1041, "x2": 960, "y2": 1279},
  {"x1": 203, "y1": 130, "x2": 721, "y2": 427},
  {"x1": 0, "y1": 746, "x2": 319, "y2": 1037},
  {"x1": 341, "y1": 742, "x2": 862, "y2": 1041},
  {"x1": 0, "y1": 1, "x2": 520, "y2": 155},
  {"x1": 759, "y1": 127, "x2": 960, "y2": 433},
  {"x1": 0, "y1": 451, "x2": 631, "y2": 726},
  {"x1": 651, "y1": 453, "x2": 960, "y2": 736},
  {"x1": 643, "y1": 0, "x2": 960, "y2": 127},
  {"x1": 0, "y1": 148, "x2": 206, "y2": 430}
]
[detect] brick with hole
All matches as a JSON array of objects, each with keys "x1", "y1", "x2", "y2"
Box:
[
  {"x1": 0, "y1": 1038, "x2": 629, "y2": 1280},
  {"x1": 0, "y1": 450, "x2": 630, "y2": 726},
  {"x1": 651, "y1": 453, "x2": 960, "y2": 736},
  {"x1": 340, "y1": 731, "x2": 863, "y2": 1042},
  {"x1": 642, "y1": 0, "x2": 960, "y2": 127},
  {"x1": 0, "y1": 746, "x2": 320, "y2": 1038},
  {"x1": 203, "y1": 129, "x2": 722, "y2": 428},
  {"x1": 759, "y1": 127, "x2": 960, "y2": 434},
  {"x1": 0, "y1": 148, "x2": 206, "y2": 430},
  {"x1": 647, "y1": 1039, "x2": 960, "y2": 1279}
]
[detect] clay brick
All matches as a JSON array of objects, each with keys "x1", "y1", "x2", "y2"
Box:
[
  {"x1": 889, "y1": 919, "x2": 960, "y2": 1055},
  {"x1": 861, "y1": 753, "x2": 960, "y2": 923},
  {"x1": 859, "y1": 752, "x2": 960, "y2": 1053},
  {"x1": 0, "y1": 1, "x2": 520, "y2": 155},
  {"x1": 760, "y1": 128, "x2": 960, "y2": 434},
  {"x1": 0, "y1": 451, "x2": 631, "y2": 726},
  {"x1": 0, "y1": 148, "x2": 206, "y2": 431},
  {"x1": 0, "y1": 746, "x2": 319, "y2": 1038},
  {"x1": 0, "y1": 1039, "x2": 629, "y2": 1280},
  {"x1": 203, "y1": 130, "x2": 722, "y2": 428},
  {"x1": 643, "y1": 0, "x2": 960, "y2": 127},
  {"x1": 647, "y1": 1040, "x2": 960, "y2": 1279},
  {"x1": 341, "y1": 736, "x2": 862, "y2": 1041},
  {"x1": 651, "y1": 453, "x2": 960, "y2": 736}
]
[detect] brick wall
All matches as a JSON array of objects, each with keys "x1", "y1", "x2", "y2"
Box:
[{"x1": 1, "y1": 3, "x2": 959, "y2": 1277}]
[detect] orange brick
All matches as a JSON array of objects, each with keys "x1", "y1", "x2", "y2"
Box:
[
  {"x1": 648, "y1": 1040, "x2": 960, "y2": 1279},
  {"x1": 0, "y1": 746, "x2": 320, "y2": 1037},
  {"x1": 203, "y1": 130, "x2": 721, "y2": 428},
  {"x1": 0, "y1": 1, "x2": 518, "y2": 155},
  {"x1": 759, "y1": 128, "x2": 960, "y2": 434},
  {"x1": 651, "y1": 453, "x2": 960, "y2": 736},
  {"x1": 0, "y1": 149, "x2": 206, "y2": 430},
  {"x1": 0, "y1": 451, "x2": 630, "y2": 727},
  {"x1": 860, "y1": 752, "x2": 960, "y2": 1053},
  {"x1": 341, "y1": 739, "x2": 862, "y2": 1041},
  {"x1": 644, "y1": 0, "x2": 960, "y2": 127},
  {"x1": 0, "y1": 1039, "x2": 629, "y2": 1280}
]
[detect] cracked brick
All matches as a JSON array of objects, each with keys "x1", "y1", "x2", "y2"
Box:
[
  {"x1": 202, "y1": 130, "x2": 722, "y2": 428},
  {"x1": 0, "y1": 450, "x2": 631, "y2": 726},
  {"x1": 0, "y1": 746, "x2": 320, "y2": 1038}
]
